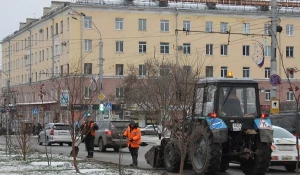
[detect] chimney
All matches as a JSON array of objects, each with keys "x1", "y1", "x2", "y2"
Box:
[
  {"x1": 43, "y1": 7, "x2": 51, "y2": 16},
  {"x1": 26, "y1": 18, "x2": 35, "y2": 25},
  {"x1": 19, "y1": 22, "x2": 26, "y2": 29}
]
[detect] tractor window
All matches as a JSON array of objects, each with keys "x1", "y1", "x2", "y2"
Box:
[
  {"x1": 194, "y1": 87, "x2": 204, "y2": 115},
  {"x1": 219, "y1": 87, "x2": 257, "y2": 117},
  {"x1": 203, "y1": 85, "x2": 216, "y2": 116}
]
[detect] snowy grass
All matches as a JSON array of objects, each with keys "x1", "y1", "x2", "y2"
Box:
[{"x1": 0, "y1": 145, "x2": 160, "y2": 175}]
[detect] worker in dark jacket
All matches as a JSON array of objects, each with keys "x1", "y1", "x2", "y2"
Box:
[
  {"x1": 80, "y1": 115, "x2": 98, "y2": 158},
  {"x1": 123, "y1": 121, "x2": 141, "y2": 167}
]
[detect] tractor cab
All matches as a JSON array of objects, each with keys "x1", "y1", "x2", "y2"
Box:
[{"x1": 194, "y1": 72, "x2": 263, "y2": 131}]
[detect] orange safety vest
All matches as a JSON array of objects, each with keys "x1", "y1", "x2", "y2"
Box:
[
  {"x1": 123, "y1": 126, "x2": 141, "y2": 148},
  {"x1": 84, "y1": 122, "x2": 96, "y2": 137}
]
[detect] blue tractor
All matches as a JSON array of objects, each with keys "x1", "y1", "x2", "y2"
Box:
[{"x1": 145, "y1": 74, "x2": 273, "y2": 175}]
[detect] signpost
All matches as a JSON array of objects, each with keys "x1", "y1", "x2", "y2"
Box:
[
  {"x1": 60, "y1": 90, "x2": 69, "y2": 107},
  {"x1": 270, "y1": 99, "x2": 280, "y2": 114},
  {"x1": 98, "y1": 93, "x2": 105, "y2": 100}
]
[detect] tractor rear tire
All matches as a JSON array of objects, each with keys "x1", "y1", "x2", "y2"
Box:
[
  {"x1": 241, "y1": 135, "x2": 272, "y2": 175},
  {"x1": 189, "y1": 125, "x2": 221, "y2": 175},
  {"x1": 164, "y1": 143, "x2": 180, "y2": 172}
]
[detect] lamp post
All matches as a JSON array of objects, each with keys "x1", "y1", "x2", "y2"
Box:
[{"x1": 71, "y1": 12, "x2": 103, "y2": 122}]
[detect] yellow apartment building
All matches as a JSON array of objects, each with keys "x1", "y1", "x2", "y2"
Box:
[{"x1": 1, "y1": 0, "x2": 300, "y2": 123}]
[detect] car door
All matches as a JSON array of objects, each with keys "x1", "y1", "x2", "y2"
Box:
[{"x1": 111, "y1": 121, "x2": 130, "y2": 144}]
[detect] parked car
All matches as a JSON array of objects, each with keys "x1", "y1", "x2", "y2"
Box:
[
  {"x1": 141, "y1": 125, "x2": 158, "y2": 135},
  {"x1": 38, "y1": 123, "x2": 72, "y2": 146},
  {"x1": 270, "y1": 125, "x2": 299, "y2": 172},
  {"x1": 94, "y1": 120, "x2": 130, "y2": 152}
]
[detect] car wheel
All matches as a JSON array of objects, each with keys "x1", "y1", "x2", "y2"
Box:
[
  {"x1": 46, "y1": 137, "x2": 51, "y2": 146},
  {"x1": 284, "y1": 164, "x2": 296, "y2": 172},
  {"x1": 38, "y1": 136, "x2": 42, "y2": 145},
  {"x1": 59, "y1": 143, "x2": 63, "y2": 146},
  {"x1": 68, "y1": 142, "x2": 72, "y2": 147},
  {"x1": 98, "y1": 138, "x2": 106, "y2": 152},
  {"x1": 114, "y1": 147, "x2": 120, "y2": 152}
]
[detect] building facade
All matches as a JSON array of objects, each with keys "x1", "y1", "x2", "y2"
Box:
[{"x1": 1, "y1": 0, "x2": 300, "y2": 123}]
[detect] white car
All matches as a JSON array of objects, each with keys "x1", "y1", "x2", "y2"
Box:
[
  {"x1": 271, "y1": 125, "x2": 298, "y2": 172},
  {"x1": 38, "y1": 123, "x2": 72, "y2": 146}
]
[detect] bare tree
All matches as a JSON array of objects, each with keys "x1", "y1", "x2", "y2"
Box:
[
  {"x1": 48, "y1": 71, "x2": 99, "y2": 173},
  {"x1": 123, "y1": 57, "x2": 204, "y2": 174}
]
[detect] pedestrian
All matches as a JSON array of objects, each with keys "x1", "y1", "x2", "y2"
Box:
[
  {"x1": 80, "y1": 115, "x2": 98, "y2": 158},
  {"x1": 123, "y1": 120, "x2": 141, "y2": 167},
  {"x1": 157, "y1": 125, "x2": 162, "y2": 140}
]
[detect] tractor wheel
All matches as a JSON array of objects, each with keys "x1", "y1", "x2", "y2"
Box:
[
  {"x1": 219, "y1": 156, "x2": 230, "y2": 172},
  {"x1": 189, "y1": 125, "x2": 221, "y2": 175},
  {"x1": 241, "y1": 135, "x2": 272, "y2": 175},
  {"x1": 164, "y1": 143, "x2": 180, "y2": 172},
  {"x1": 284, "y1": 164, "x2": 296, "y2": 172}
]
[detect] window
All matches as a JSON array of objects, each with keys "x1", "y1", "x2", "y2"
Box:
[
  {"x1": 286, "y1": 24, "x2": 294, "y2": 36},
  {"x1": 84, "y1": 63, "x2": 92, "y2": 74},
  {"x1": 265, "y1": 67, "x2": 270, "y2": 78},
  {"x1": 67, "y1": 18, "x2": 69, "y2": 31},
  {"x1": 264, "y1": 24, "x2": 270, "y2": 35},
  {"x1": 60, "y1": 20, "x2": 63, "y2": 33},
  {"x1": 206, "y1": 44, "x2": 213, "y2": 55},
  {"x1": 46, "y1": 28, "x2": 48, "y2": 39},
  {"x1": 139, "y1": 64, "x2": 146, "y2": 76},
  {"x1": 220, "y1": 22, "x2": 228, "y2": 33},
  {"x1": 116, "y1": 64, "x2": 124, "y2": 75},
  {"x1": 139, "y1": 41, "x2": 146, "y2": 53},
  {"x1": 116, "y1": 41, "x2": 124, "y2": 53},
  {"x1": 265, "y1": 90, "x2": 270, "y2": 101},
  {"x1": 84, "y1": 40, "x2": 92, "y2": 52},
  {"x1": 50, "y1": 26, "x2": 53, "y2": 37},
  {"x1": 243, "y1": 45, "x2": 250, "y2": 56},
  {"x1": 243, "y1": 23, "x2": 250, "y2": 34},
  {"x1": 138, "y1": 19, "x2": 147, "y2": 31},
  {"x1": 220, "y1": 44, "x2": 228, "y2": 56},
  {"x1": 221, "y1": 67, "x2": 228, "y2": 78},
  {"x1": 243, "y1": 67, "x2": 250, "y2": 78},
  {"x1": 160, "y1": 42, "x2": 169, "y2": 54},
  {"x1": 84, "y1": 16, "x2": 92, "y2": 29},
  {"x1": 46, "y1": 48, "x2": 49, "y2": 60},
  {"x1": 116, "y1": 87, "x2": 124, "y2": 98},
  {"x1": 160, "y1": 20, "x2": 169, "y2": 32},
  {"x1": 286, "y1": 68, "x2": 295, "y2": 79},
  {"x1": 160, "y1": 65, "x2": 170, "y2": 76},
  {"x1": 206, "y1": 66, "x2": 213, "y2": 77},
  {"x1": 84, "y1": 87, "x2": 91, "y2": 98},
  {"x1": 61, "y1": 44, "x2": 64, "y2": 55},
  {"x1": 35, "y1": 33, "x2": 37, "y2": 45},
  {"x1": 39, "y1": 51, "x2": 41, "y2": 62},
  {"x1": 205, "y1": 21, "x2": 213, "y2": 33},
  {"x1": 115, "y1": 18, "x2": 123, "y2": 30},
  {"x1": 183, "y1": 43, "x2": 191, "y2": 54},
  {"x1": 55, "y1": 23, "x2": 58, "y2": 35},
  {"x1": 286, "y1": 46, "x2": 294, "y2": 57},
  {"x1": 183, "y1": 21, "x2": 191, "y2": 31},
  {"x1": 287, "y1": 91, "x2": 294, "y2": 101},
  {"x1": 264, "y1": 46, "x2": 271, "y2": 57}
]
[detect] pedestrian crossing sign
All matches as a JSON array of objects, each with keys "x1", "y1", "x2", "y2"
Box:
[
  {"x1": 259, "y1": 119, "x2": 272, "y2": 129},
  {"x1": 270, "y1": 99, "x2": 280, "y2": 114}
]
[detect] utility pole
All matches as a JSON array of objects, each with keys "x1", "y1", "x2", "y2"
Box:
[
  {"x1": 99, "y1": 38, "x2": 103, "y2": 122},
  {"x1": 7, "y1": 40, "x2": 11, "y2": 157},
  {"x1": 270, "y1": 0, "x2": 278, "y2": 99},
  {"x1": 175, "y1": 8, "x2": 179, "y2": 66}
]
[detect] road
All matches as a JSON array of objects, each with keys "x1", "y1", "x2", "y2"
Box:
[{"x1": 0, "y1": 135, "x2": 296, "y2": 175}]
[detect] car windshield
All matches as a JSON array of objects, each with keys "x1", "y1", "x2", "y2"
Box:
[
  {"x1": 273, "y1": 127, "x2": 295, "y2": 139},
  {"x1": 219, "y1": 86, "x2": 257, "y2": 117},
  {"x1": 111, "y1": 121, "x2": 130, "y2": 128},
  {"x1": 53, "y1": 125, "x2": 70, "y2": 130}
]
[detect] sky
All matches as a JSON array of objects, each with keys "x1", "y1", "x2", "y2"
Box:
[{"x1": 0, "y1": 0, "x2": 71, "y2": 66}]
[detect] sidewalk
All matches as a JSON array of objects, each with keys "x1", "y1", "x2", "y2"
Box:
[{"x1": 142, "y1": 135, "x2": 162, "y2": 145}]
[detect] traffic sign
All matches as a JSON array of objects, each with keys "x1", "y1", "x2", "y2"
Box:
[
  {"x1": 32, "y1": 108, "x2": 39, "y2": 115},
  {"x1": 270, "y1": 99, "x2": 280, "y2": 114},
  {"x1": 105, "y1": 102, "x2": 112, "y2": 110},
  {"x1": 270, "y1": 74, "x2": 281, "y2": 86},
  {"x1": 259, "y1": 119, "x2": 272, "y2": 129},
  {"x1": 98, "y1": 93, "x2": 105, "y2": 100}
]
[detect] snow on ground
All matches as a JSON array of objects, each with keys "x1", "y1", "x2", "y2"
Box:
[{"x1": 0, "y1": 145, "x2": 160, "y2": 175}]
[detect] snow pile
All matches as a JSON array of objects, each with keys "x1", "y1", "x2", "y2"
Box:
[{"x1": 0, "y1": 148, "x2": 159, "y2": 175}]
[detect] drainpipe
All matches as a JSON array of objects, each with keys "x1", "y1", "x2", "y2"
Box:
[
  {"x1": 27, "y1": 29, "x2": 32, "y2": 83},
  {"x1": 51, "y1": 18, "x2": 55, "y2": 77},
  {"x1": 175, "y1": 8, "x2": 179, "y2": 66}
]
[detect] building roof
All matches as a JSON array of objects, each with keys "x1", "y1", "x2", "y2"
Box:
[{"x1": 198, "y1": 77, "x2": 257, "y2": 84}]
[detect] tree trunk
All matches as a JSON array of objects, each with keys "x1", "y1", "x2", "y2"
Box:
[{"x1": 72, "y1": 142, "x2": 80, "y2": 173}]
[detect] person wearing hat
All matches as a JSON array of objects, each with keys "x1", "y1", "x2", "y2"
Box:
[
  {"x1": 123, "y1": 120, "x2": 141, "y2": 167},
  {"x1": 80, "y1": 114, "x2": 99, "y2": 158}
]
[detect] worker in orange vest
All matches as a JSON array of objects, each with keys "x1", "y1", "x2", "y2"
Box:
[
  {"x1": 80, "y1": 114, "x2": 98, "y2": 158},
  {"x1": 123, "y1": 120, "x2": 141, "y2": 167}
]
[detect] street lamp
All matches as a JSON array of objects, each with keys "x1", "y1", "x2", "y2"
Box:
[{"x1": 71, "y1": 11, "x2": 104, "y2": 122}]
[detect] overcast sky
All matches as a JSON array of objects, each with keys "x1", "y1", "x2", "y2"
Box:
[{"x1": 0, "y1": 0, "x2": 71, "y2": 65}]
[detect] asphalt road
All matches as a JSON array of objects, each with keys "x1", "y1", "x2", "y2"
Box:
[{"x1": 0, "y1": 136, "x2": 297, "y2": 175}]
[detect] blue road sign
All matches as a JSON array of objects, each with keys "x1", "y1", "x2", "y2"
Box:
[
  {"x1": 270, "y1": 74, "x2": 281, "y2": 86},
  {"x1": 105, "y1": 102, "x2": 112, "y2": 110},
  {"x1": 32, "y1": 108, "x2": 39, "y2": 114}
]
